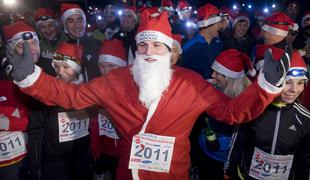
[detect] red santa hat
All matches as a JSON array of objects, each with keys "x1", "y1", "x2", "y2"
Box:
[
  {"x1": 123, "y1": 5, "x2": 137, "y2": 22},
  {"x1": 287, "y1": 52, "x2": 308, "y2": 80},
  {"x1": 161, "y1": 0, "x2": 174, "y2": 11},
  {"x1": 33, "y1": 8, "x2": 57, "y2": 27},
  {"x1": 98, "y1": 39, "x2": 127, "y2": 67},
  {"x1": 212, "y1": 49, "x2": 256, "y2": 78},
  {"x1": 197, "y1": 4, "x2": 223, "y2": 28},
  {"x1": 61, "y1": 3, "x2": 86, "y2": 25},
  {"x1": 254, "y1": 45, "x2": 285, "y2": 71},
  {"x1": 176, "y1": 0, "x2": 191, "y2": 12},
  {"x1": 232, "y1": 12, "x2": 250, "y2": 29},
  {"x1": 3, "y1": 21, "x2": 39, "y2": 52},
  {"x1": 135, "y1": 10, "x2": 173, "y2": 48},
  {"x1": 301, "y1": 12, "x2": 310, "y2": 28},
  {"x1": 53, "y1": 42, "x2": 83, "y2": 73},
  {"x1": 261, "y1": 12, "x2": 294, "y2": 37},
  {"x1": 172, "y1": 34, "x2": 183, "y2": 54}
]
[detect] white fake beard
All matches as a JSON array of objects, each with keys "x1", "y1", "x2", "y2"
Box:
[{"x1": 131, "y1": 52, "x2": 173, "y2": 109}]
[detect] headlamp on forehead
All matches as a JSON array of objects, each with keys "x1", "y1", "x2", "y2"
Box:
[
  {"x1": 287, "y1": 69, "x2": 308, "y2": 78},
  {"x1": 39, "y1": 15, "x2": 53, "y2": 21},
  {"x1": 22, "y1": 32, "x2": 34, "y2": 40}
]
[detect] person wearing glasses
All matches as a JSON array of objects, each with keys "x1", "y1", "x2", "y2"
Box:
[{"x1": 224, "y1": 51, "x2": 310, "y2": 180}]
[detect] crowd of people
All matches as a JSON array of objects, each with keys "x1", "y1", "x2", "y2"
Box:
[{"x1": 0, "y1": 0, "x2": 310, "y2": 180}]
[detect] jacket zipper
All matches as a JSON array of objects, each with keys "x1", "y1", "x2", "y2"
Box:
[{"x1": 271, "y1": 110, "x2": 281, "y2": 154}]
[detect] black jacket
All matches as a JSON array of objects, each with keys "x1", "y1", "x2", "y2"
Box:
[{"x1": 225, "y1": 103, "x2": 310, "y2": 180}]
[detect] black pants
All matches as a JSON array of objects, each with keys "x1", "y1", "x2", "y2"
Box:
[
  {"x1": 41, "y1": 153, "x2": 91, "y2": 180},
  {"x1": 0, "y1": 159, "x2": 27, "y2": 180}
]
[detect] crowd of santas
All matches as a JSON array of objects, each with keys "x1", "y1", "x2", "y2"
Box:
[{"x1": 0, "y1": 0, "x2": 310, "y2": 180}]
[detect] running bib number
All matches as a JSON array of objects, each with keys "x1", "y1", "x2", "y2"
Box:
[
  {"x1": 129, "y1": 133, "x2": 175, "y2": 172},
  {"x1": 58, "y1": 111, "x2": 89, "y2": 142},
  {"x1": 0, "y1": 132, "x2": 26, "y2": 162},
  {"x1": 98, "y1": 114, "x2": 119, "y2": 139},
  {"x1": 249, "y1": 147, "x2": 294, "y2": 180}
]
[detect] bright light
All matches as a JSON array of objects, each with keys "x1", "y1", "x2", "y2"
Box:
[
  {"x1": 233, "y1": 5, "x2": 237, "y2": 10},
  {"x1": 194, "y1": 10, "x2": 197, "y2": 14},
  {"x1": 97, "y1": 15, "x2": 102, "y2": 20},
  {"x1": 87, "y1": 24, "x2": 90, "y2": 28},
  {"x1": 272, "y1": 4, "x2": 276, "y2": 8},
  {"x1": 89, "y1": 6, "x2": 92, "y2": 10},
  {"x1": 263, "y1": 7, "x2": 269, "y2": 13},
  {"x1": 242, "y1": 3, "x2": 245, "y2": 7},
  {"x1": 248, "y1": 4, "x2": 252, "y2": 9},
  {"x1": 118, "y1": 10, "x2": 122, "y2": 16},
  {"x1": 3, "y1": 0, "x2": 16, "y2": 6},
  {"x1": 95, "y1": 7, "x2": 98, "y2": 10}
]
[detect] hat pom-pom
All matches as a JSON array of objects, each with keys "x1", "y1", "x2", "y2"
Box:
[{"x1": 248, "y1": 68, "x2": 256, "y2": 77}]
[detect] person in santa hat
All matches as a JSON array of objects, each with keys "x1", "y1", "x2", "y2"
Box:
[
  {"x1": 222, "y1": 12, "x2": 256, "y2": 56},
  {"x1": 159, "y1": 0, "x2": 174, "y2": 18},
  {"x1": 253, "y1": 12, "x2": 296, "y2": 73},
  {"x1": 33, "y1": 7, "x2": 68, "y2": 76},
  {"x1": 27, "y1": 42, "x2": 91, "y2": 180},
  {"x1": 113, "y1": 5, "x2": 138, "y2": 65},
  {"x1": 196, "y1": 49, "x2": 254, "y2": 179},
  {"x1": 0, "y1": 81, "x2": 29, "y2": 180},
  {"x1": 90, "y1": 39, "x2": 128, "y2": 180},
  {"x1": 171, "y1": 34, "x2": 183, "y2": 65},
  {"x1": 181, "y1": 3, "x2": 225, "y2": 79},
  {"x1": 3, "y1": 21, "x2": 40, "y2": 65},
  {"x1": 3, "y1": 8, "x2": 292, "y2": 180},
  {"x1": 225, "y1": 50, "x2": 310, "y2": 180},
  {"x1": 61, "y1": 3, "x2": 102, "y2": 81}
]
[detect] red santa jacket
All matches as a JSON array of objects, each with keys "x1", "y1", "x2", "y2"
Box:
[
  {"x1": 19, "y1": 66, "x2": 279, "y2": 180},
  {"x1": 0, "y1": 80, "x2": 29, "y2": 166}
]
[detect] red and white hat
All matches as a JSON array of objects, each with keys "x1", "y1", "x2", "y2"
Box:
[
  {"x1": 53, "y1": 42, "x2": 83, "y2": 73},
  {"x1": 212, "y1": 49, "x2": 256, "y2": 78},
  {"x1": 172, "y1": 34, "x2": 183, "y2": 54},
  {"x1": 123, "y1": 5, "x2": 137, "y2": 22},
  {"x1": 176, "y1": 0, "x2": 191, "y2": 12},
  {"x1": 286, "y1": 52, "x2": 308, "y2": 80},
  {"x1": 3, "y1": 21, "x2": 39, "y2": 53},
  {"x1": 254, "y1": 45, "x2": 285, "y2": 71},
  {"x1": 33, "y1": 8, "x2": 57, "y2": 27},
  {"x1": 61, "y1": 3, "x2": 86, "y2": 32},
  {"x1": 161, "y1": 0, "x2": 174, "y2": 11},
  {"x1": 232, "y1": 12, "x2": 250, "y2": 29},
  {"x1": 261, "y1": 12, "x2": 294, "y2": 37},
  {"x1": 98, "y1": 39, "x2": 127, "y2": 67},
  {"x1": 301, "y1": 11, "x2": 310, "y2": 28},
  {"x1": 197, "y1": 4, "x2": 223, "y2": 28},
  {"x1": 135, "y1": 10, "x2": 173, "y2": 48}
]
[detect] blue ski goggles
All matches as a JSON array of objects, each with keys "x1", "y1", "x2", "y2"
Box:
[{"x1": 287, "y1": 68, "x2": 308, "y2": 79}]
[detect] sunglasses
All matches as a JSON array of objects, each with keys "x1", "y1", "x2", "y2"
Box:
[{"x1": 287, "y1": 69, "x2": 308, "y2": 77}]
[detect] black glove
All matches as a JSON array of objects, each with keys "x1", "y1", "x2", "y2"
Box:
[
  {"x1": 262, "y1": 45, "x2": 292, "y2": 87},
  {"x1": 1, "y1": 42, "x2": 35, "y2": 82}
]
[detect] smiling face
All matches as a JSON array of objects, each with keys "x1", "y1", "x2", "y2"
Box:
[
  {"x1": 234, "y1": 20, "x2": 249, "y2": 38},
  {"x1": 53, "y1": 61, "x2": 78, "y2": 82},
  {"x1": 15, "y1": 38, "x2": 40, "y2": 63},
  {"x1": 280, "y1": 79, "x2": 305, "y2": 104},
  {"x1": 64, "y1": 14, "x2": 85, "y2": 39},
  {"x1": 38, "y1": 20, "x2": 58, "y2": 41},
  {"x1": 136, "y1": 40, "x2": 170, "y2": 61}
]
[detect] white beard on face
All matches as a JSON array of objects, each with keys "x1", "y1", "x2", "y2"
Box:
[{"x1": 131, "y1": 52, "x2": 173, "y2": 109}]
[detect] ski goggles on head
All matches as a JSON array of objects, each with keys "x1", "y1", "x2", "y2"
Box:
[
  {"x1": 53, "y1": 53, "x2": 80, "y2": 65},
  {"x1": 286, "y1": 68, "x2": 308, "y2": 79},
  {"x1": 21, "y1": 32, "x2": 34, "y2": 40},
  {"x1": 38, "y1": 15, "x2": 53, "y2": 21}
]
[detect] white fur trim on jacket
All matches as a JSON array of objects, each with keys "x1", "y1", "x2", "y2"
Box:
[
  {"x1": 14, "y1": 65, "x2": 42, "y2": 88},
  {"x1": 257, "y1": 69, "x2": 284, "y2": 94}
]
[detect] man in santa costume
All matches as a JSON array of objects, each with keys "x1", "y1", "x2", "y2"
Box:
[{"x1": 2, "y1": 9, "x2": 291, "y2": 180}]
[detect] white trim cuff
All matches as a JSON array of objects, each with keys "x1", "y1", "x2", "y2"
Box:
[
  {"x1": 257, "y1": 69, "x2": 284, "y2": 94},
  {"x1": 14, "y1": 65, "x2": 42, "y2": 88}
]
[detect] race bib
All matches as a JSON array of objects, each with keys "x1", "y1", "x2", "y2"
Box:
[
  {"x1": 58, "y1": 111, "x2": 89, "y2": 142},
  {"x1": 129, "y1": 133, "x2": 175, "y2": 172},
  {"x1": 249, "y1": 147, "x2": 294, "y2": 180},
  {"x1": 0, "y1": 131, "x2": 26, "y2": 162},
  {"x1": 98, "y1": 114, "x2": 119, "y2": 139}
]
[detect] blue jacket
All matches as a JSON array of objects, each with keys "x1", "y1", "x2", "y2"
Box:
[{"x1": 180, "y1": 37, "x2": 223, "y2": 79}]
